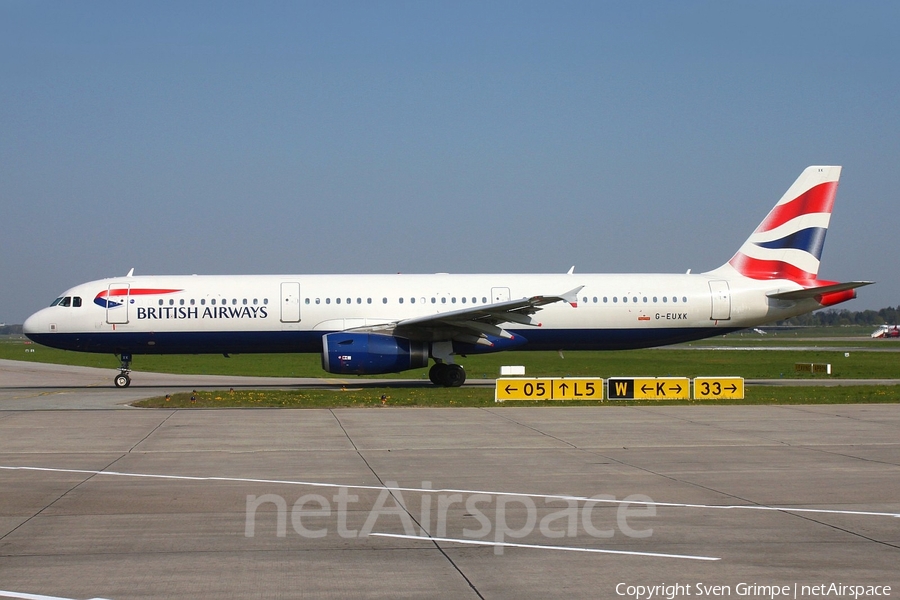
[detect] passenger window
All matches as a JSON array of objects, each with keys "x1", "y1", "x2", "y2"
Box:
[
  {"x1": 383, "y1": 298, "x2": 388, "y2": 304},
  {"x1": 683, "y1": 296, "x2": 688, "y2": 303},
  {"x1": 623, "y1": 297, "x2": 628, "y2": 303},
  {"x1": 159, "y1": 299, "x2": 164, "y2": 306},
  {"x1": 603, "y1": 297, "x2": 608, "y2": 303},
  {"x1": 336, "y1": 298, "x2": 341, "y2": 304},
  {"x1": 180, "y1": 299, "x2": 185, "y2": 306},
  {"x1": 672, "y1": 297, "x2": 678, "y2": 303},
  {"x1": 316, "y1": 298, "x2": 321, "y2": 304}
]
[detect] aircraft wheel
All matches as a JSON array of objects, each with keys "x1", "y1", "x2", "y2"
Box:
[
  {"x1": 444, "y1": 364, "x2": 466, "y2": 387},
  {"x1": 429, "y1": 363, "x2": 466, "y2": 387},
  {"x1": 429, "y1": 363, "x2": 449, "y2": 386},
  {"x1": 114, "y1": 373, "x2": 131, "y2": 388}
]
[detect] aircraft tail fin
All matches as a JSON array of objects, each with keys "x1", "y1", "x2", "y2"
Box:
[{"x1": 713, "y1": 166, "x2": 841, "y2": 284}]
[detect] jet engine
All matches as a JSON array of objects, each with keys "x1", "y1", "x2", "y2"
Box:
[{"x1": 321, "y1": 332, "x2": 429, "y2": 375}]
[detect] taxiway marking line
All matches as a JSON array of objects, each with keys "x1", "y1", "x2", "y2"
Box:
[
  {"x1": 3, "y1": 465, "x2": 898, "y2": 519},
  {"x1": 370, "y1": 532, "x2": 721, "y2": 561}
]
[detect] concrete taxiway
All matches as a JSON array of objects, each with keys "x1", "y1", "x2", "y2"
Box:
[{"x1": 0, "y1": 361, "x2": 898, "y2": 599}]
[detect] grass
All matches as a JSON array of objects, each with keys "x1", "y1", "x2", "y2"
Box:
[
  {"x1": 5, "y1": 332, "x2": 900, "y2": 408},
  {"x1": 5, "y1": 336, "x2": 900, "y2": 380},
  {"x1": 133, "y1": 384, "x2": 900, "y2": 409}
]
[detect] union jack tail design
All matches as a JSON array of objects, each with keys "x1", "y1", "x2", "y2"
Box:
[{"x1": 726, "y1": 166, "x2": 841, "y2": 284}]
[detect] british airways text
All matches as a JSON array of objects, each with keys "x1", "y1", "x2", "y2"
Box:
[{"x1": 136, "y1": 306, "x2": 269, "y2": 320}]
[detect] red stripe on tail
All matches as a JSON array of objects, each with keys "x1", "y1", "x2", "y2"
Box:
[{"x1": 755, "y1": 181, "x2": 837, "y2": 233}]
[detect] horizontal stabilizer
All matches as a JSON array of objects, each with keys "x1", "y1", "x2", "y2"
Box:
[{"x1": 766, "y1": 281, "x2": 874, "y2": 301}]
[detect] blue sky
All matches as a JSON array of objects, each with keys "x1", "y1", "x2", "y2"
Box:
[{"x1": 2, "y1": 1, "x2": 898, "y2": 324}]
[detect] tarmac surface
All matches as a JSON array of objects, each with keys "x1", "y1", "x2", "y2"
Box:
[{"x1": 0, "y1": 360, "x2": 898, "y2": 599}]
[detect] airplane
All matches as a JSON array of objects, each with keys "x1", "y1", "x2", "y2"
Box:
[{"x1": 23, "y1": 166, "x2": 872, "y2": 388}]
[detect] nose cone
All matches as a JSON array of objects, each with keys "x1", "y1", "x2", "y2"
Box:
[{"x1": 23, "y1": 308, "x2": 48, "y2": 339}]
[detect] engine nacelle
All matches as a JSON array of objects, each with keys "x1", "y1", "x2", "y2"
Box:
[{"x1": 321, "y1": 332, "x2": 429, "y2": 375}]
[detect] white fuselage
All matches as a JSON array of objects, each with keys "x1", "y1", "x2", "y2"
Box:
[{"x1": 23, "y1": 271, "x2": 816, "y2": 356}]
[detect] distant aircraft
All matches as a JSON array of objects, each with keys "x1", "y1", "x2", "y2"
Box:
[
  {"x1": 24, "y1": 166, "x2": 872, "y2": 388},
  {"x1": 871, "y1": 325, "x2": 900, "y2": 338}
]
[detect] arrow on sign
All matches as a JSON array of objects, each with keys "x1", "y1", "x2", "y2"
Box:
[{"x1": 505, "y1": 385, "x2": 518, "y2": 394}]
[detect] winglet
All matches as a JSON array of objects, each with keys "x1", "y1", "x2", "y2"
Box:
[{"x1": 561, "y1": 285, "x2": 583, "y2": 307}]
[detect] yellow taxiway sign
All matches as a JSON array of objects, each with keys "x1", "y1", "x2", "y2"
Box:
[
  {"x1": 693, "y1": 377, "x2": 744, "y2": 400},
  {"x1": 495, "y1": 377, "x2": 604, "y2": 402},
  {"x1": 608, "y1": 377, "x2": 690, "y2": 400}
]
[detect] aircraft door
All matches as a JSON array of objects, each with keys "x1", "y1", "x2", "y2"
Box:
[
  {"x1": 709, "y1": 280, "x2": 731, "y2": 321},
  {"x1": 281, "y1": 282, "x2": 301, "y2": 322},
  {"x1": 106, "y1": 283, "x2": 130, "y2": 324},
  {"x1": 491, "y1": 287, "x2": 510, "y2": 303}
]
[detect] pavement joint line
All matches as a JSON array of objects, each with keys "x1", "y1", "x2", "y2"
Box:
[
  {"x1": 2, "y1": 465, "x2": 899, "y2": 519},
  {"x1": 370, "y1": 532, "x2": 721, "y2": 561}
]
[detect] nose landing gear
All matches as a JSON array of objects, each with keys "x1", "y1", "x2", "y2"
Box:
[{"x1": 114, "y1": 353, "x2": 132, "y2": 388}]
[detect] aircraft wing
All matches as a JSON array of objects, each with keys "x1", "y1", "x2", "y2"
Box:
[{"x1": 351, "y1": 286, "x2": 583, "y2": 345}]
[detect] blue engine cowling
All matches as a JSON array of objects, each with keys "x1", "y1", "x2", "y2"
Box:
[{"x1": 321, "y1": 333, "x2": 430, "y2": 375}]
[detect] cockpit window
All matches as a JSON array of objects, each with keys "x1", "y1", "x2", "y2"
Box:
[{"x1": 51, "y1": 296, "x2": 81, "y2": 307}]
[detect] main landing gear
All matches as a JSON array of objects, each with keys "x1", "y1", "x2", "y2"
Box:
[
  {"x1": 114, "y1": 353, "x2": 132, "y2": 388},
  {"x1": 429, "y1": 362, "x2": 466, "y2": 387}
]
